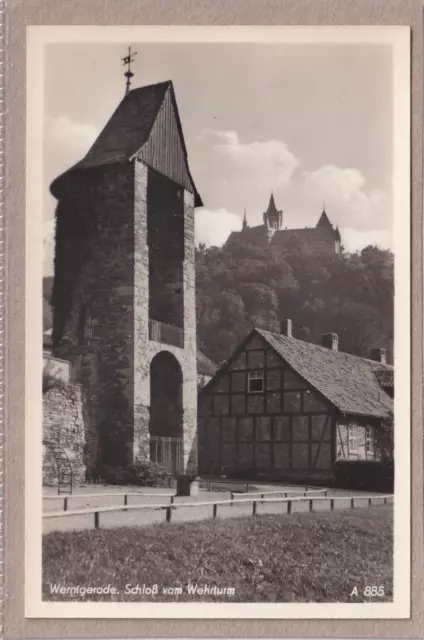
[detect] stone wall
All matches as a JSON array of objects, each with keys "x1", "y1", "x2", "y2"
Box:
[
  {"x1": 52, "y1": 159, "x2": 198, "y2": 476},
  {"x1": 43, "y1": 382, "x2": 86, "y2": 485},
  {"x1": 43, "y1": 352, "x2": 70, "y2": 383}
]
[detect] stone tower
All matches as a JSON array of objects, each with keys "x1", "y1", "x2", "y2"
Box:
[
  {"x1": 50, "y1": 81, "x2": 202, "y2": 477},
  {"x1": 263, "y1": 193, "x2": 283, "y2": 241}
]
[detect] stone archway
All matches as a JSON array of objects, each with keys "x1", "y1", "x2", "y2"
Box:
[{"x1": 149, "y1": 351, "x2": 183, "y2": 473}]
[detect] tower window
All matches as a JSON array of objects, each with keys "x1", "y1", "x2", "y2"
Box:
[{"x1": 77, "y1": 304, "x2": 92, "y2": 346}]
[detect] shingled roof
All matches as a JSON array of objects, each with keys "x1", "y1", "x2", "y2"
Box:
[
  {"x1": 50, "y1": 80, "x2": 202, "y2": 206},
  {"x1": 257, "y1": 329, "x2": 393, "y2": 419}
]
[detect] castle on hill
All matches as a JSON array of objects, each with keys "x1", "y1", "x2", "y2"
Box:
[{"x1": 225, "y1": 193, "x2": 342, "y2": 253}]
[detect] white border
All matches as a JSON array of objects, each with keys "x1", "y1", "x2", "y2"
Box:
[{"x1": 25, "y1": 25, "x2": 411, "y2": 619}]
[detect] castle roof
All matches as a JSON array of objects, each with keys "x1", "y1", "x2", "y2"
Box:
[
  {"x1": 317, "y1": 210, "x2": 333, "y2": 230},
  {"x1": 202, "y1": 327, "x2": 393, "y2": 420},
  {"x1": 225, "y1": 224, "x2": 338, "y2": 250},
  {"x1": 50, "y1": 80, "x2": 202, "y2": 206},
  {"x1": 266, "y1": 192, "x2": 279, "y2": 215}
]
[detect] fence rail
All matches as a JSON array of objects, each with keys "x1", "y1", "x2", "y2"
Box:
[
  {"x1": 148, "y1": 319, "x2": 184, "y2": 349},
  {"x1": 43, "y1": 487, "x2": 328, "y2": 512},
  {"x1": 43, "y1": 493, "x2": 393, "y2": 529}
]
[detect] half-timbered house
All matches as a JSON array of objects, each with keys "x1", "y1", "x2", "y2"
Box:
[{"x1": 198, "y1": 320, "x2": 394, "y2": 483}]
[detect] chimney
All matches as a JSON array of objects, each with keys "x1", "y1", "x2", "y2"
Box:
[
  {"x1": 370, "y1": 347, "x2": 387, "y2": 365},
  {"x1": 280, "y1": 319, "x2": 292, "y2": 337},
  {"x1": 322, "y1": 333, "x2": 339, "y2": 351}
]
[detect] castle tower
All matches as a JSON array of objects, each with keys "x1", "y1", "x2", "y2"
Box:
[
  {"x1": 242, "y1": 208, "x2": 248, "y2": 231},
  {"x1": 316, "y1": 206, "x2": 342, "y2": 253},
  {"x1": 50, "y1": 81, "x2": 202, "y2": 477},
  {"x1": 263, "y1": 193, "x2": 283, "y2": 241}
]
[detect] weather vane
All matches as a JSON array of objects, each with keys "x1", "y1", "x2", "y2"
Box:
[{"x1": 122, "y1": 46, "x2": 138, "y2": 95}]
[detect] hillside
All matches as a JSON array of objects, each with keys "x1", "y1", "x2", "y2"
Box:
[
  {"x1": 43, "y1": 238, "x2": 393, "y2": 366},
  {"x1": 196, "y1": 236, "x2": 393, "y2": 365}
]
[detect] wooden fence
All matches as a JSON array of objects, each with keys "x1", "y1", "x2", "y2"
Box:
[
  {"x1": 43, "y1": 488, "x2": 328, "y2": 512},
  {"x1": 43, "y1": 493, "x2": 393, "y2": 529}
]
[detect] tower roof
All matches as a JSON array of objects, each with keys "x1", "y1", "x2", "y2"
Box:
[
  {"x1": 267, "y1": 192, "x2": 279, "y2": 215},
  {"x1": 50, "y1": 80, "x2": 203, "y2": 206},
  {"x1": 316, "y1": 210, "x2": 334, "y2": 230}
]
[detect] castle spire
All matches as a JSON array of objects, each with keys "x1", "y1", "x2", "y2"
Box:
[
  {"x1": 263, "y1": 192, "x2": 283, "y2": 241},
  {"x1": 267, "y1": 192, "x2": 278, "y2": 214},
  {"x1": 242, "y1": 208, "x2": 248, "y2": 230}
]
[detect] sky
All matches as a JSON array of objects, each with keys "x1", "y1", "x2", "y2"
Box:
[{"x1": 43, "y1": 41, "x2": 393, "y2": 275}]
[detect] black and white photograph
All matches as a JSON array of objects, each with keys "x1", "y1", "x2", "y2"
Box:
[{"x1": 25, "y1": 25, "x2": 410, "y2": 618}]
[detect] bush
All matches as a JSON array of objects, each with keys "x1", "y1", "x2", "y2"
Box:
[
  {"x1": 97, "y1": 459, "x2": 174, "y2": 488},
  {"x1": 334, "y1": 460, "x2": 394, "y2": 493},
  {"x1": 43, "y1": 372, "x2": 68, "y2": 394}
]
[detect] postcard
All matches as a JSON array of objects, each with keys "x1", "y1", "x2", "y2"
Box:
[{"x1": 23, "y1": 24, "x2": 410, "y2": 620}]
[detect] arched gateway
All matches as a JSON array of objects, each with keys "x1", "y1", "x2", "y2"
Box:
[{"x1": 149, "y1": 351, "x2": 184, "y2": 473}]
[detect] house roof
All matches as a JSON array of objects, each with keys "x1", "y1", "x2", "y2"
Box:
[
  {"x1": 197, "y1": 350, "x2": 217, "y2": 376},
  {"x1": 374, "y1": 369, "x2": 394, "y2": 388},
  {"x1": 50, "y1": 80, "x2": 202, "y2": 206},
  {"x1": 257, "y1": 329, "x2": 393, "y2": 419}
]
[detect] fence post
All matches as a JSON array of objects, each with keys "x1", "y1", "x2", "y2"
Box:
[
  {"x1": 287, "y1": 500, "x2": 292, "y2": 515},
  {"x1": 170, "y1": 495, "x2": 174, "y2": 505},
  {"x1": 64, "y1": 497, "x2": 68, "y2": 512},
  {"x1": 94, "y1": 512, "x2": 99, "y2": 529},
  {"x1": 330, "y1": 498, "x2": 334, "y2": 511},
  {"x1": 230, "y1": 492, "x2": 234, "y2": 506},
  {"x1": 245, "y1": 483, "x2": 249, "y2": 493},
  {"x1": 261, "y1": 493, "x2": 264, "y2": 504},
  {"x1": 166, "y1": 506, "x2": 172, "y2": 523},
  {"x1": 124, "y1": 494, "x2": 128, "y2": 511},
  {"x1": 368, "y1": 497, "x2": 372, "y2": 507},
  {"x1": 213, "y1": 504, "x2": 218, "y2": 519},
  {"x1": 351, "y1": 497, "x2": 354, "y2": 509},
  {"x1": 324, "y1": 490, "x2": 328, "y2": 497},
  {"x1": 309, "y1": 499, "x2": 313, "y2": 512},
  {"x1": 208, "y1": 480, "x2": 211, "y2": 491},
  {"x1": 252, "y1": 501, "x2": 257, "y2": 516},
  {"x1": 384, "y1": 497, "x2": 387, "y2": 505}
]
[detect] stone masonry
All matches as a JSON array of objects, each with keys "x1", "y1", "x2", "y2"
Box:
[
  {"x1": 50, "y1": 82, "x2": 200, "y2": 479},
  {"x1": 43, "y1": 383, "x2": 85, "y2": 485}
]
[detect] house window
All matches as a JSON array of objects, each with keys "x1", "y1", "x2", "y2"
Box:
[
  {"x1": 348, "y1": 425, "x2": 358, "y2": 456},
  {"x1": 248, "y1": 371, "x2": 264, "y2": 393},
  {"x1": 366, "y1": 427, "x2": 374, "y2": 457}
]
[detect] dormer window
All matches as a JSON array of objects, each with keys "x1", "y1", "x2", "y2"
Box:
[{"x1": 248, "y1": 371, "x2": 264, "y2": 393}]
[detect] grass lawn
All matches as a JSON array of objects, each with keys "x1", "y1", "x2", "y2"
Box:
[{"x1": 43, "y1": 505, "x2": 393, "y2": 603}]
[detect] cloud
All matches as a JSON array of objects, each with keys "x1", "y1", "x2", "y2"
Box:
[
  {"x1": 298, "y1": 165, "x2": 390, "y2": 231},
  {"x1": 195, "y1": 207, "x2": 241, "y2": 247},
  {"x1": 198, "y1": 130, "x2": 391, "y2": 252},
  {"x1": 202, "y1": 129, "x2": 300, "y2": 190},
  {"x1": 340, "y1": 227, "x2": 393, "y2": 253},
  {"x1": 46, "y1": 115, "x2": 98, "y2": 165}
]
